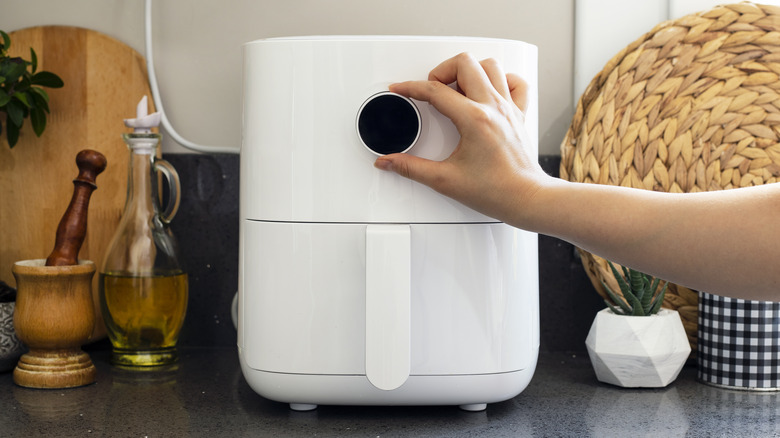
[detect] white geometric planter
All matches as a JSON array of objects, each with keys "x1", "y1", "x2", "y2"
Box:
[{"x1": 585, "y1": 308, "x2": 691, "y2": 388}]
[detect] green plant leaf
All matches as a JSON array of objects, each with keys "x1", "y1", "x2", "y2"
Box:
[
  {"x1": 6, "y1": 99, "x2": 24, "y2": 126},
  {"x1": 603, "y1": 299, "x2": 626, "y2": 316},
  {"x1": 645, "y1": 277, "x2": 661, "y2": 312},
  {"x1": 30, "y1": 71, "x2": 63, "y2": 88},
  {"x1": 648, "y1": 283, "x2": 668, "y2": 315},
  {"x1": 2, "y1": 60, "x2": 26, "y2": 85},
  {"x1": 6, "y1": 119, "x2": 19, "y2": 147},
  {"x1": 30, "y1": 107, "x2": 46, "y2": 136},
  {"x1": 649, "y1": 277, "x2": 660, "y2": 294},
  {"x1": 621, "y1": 286, "x2": 644, "y2": 316},
  {"x1": 30, "y1": 86, "x2": 49, "y2": 103},
  {"x1": 0, "y1": 30, "x2": 9, "y2": 52},
  {"x1": 0, "y1": 92, "x2": 10, "y2": 107},
  {"x1": 608, "y1": 261, "x2": 632, "y2": 299},
  {"x1": 13, "y1": 91, "x2": 30, "y2": 108},
  {"x1": 601, "y1": 278, "x2": 632, "y2": 314},
  {"x1": 30, "y1": 47, "x2": 37, "y2": 74},
  {"x1": 630, "y1": 269, "x2": 644, "y2": 300},
  {"x1": 30, "y1": 87, "x2": 49, "y2": 113},
  {"x1": 639, "y1": 276, "x2": 652, "y2": 311},
  {"x1": 16, "y1": 74, "x2": 31, "y2": 93}
]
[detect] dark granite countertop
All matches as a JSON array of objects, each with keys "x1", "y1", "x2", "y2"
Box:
[{"x1": 1, "y1": 348, "x2": 777, "y2": 437}]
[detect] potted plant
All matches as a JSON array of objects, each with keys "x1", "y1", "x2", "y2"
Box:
[
  {"x1": 1, "y1": 29, "x2": 64, "y2": 148},
  {"x1": 585, "y1": 261, "x2": 690, "y2": 388},
  {"x1": 0, "y1": 281, "x2": 25, "y2": 372}
]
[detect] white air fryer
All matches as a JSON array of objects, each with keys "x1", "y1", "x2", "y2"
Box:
[{"x1": 239, "y1": 36, "x2": 539, "y2": 411}]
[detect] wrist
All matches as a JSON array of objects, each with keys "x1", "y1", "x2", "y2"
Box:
[{"x1": 493, "y1": 170, "x2": 565, "y2": 234}]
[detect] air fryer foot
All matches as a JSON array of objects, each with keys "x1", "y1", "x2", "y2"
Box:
[
  {"x1": 459, "y1": 403, "x2": 487, "y2": 412},
  {"x1": 289, "y1": 403, "x2": 318, "y2": 411}
]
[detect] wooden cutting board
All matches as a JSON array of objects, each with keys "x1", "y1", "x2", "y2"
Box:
[{"x1": 0, "y1": 26, "x2": 158, "y2": 340}]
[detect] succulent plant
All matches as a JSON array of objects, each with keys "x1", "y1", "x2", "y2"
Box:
[{"x1": 602, "y1": 261, "x2": 667, "y2": 316}]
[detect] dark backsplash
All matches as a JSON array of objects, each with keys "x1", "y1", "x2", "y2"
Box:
[{"x1": 162, "y1": 154, "x2": 603, "y2": 353}]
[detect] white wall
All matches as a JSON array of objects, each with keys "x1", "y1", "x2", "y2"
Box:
[{"x1": 1, "y1": 0, "x2": 573, "y2": 155}]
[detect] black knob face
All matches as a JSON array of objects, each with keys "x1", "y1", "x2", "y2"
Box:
[{"x1": 357, "y1": 92, "x2": 421, "y2": 155}]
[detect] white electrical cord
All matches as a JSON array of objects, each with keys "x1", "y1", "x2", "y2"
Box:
[{"x1": 144, "y1": 0, "x2": 241, "y2": 154}]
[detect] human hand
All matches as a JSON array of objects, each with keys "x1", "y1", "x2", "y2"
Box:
[{"x1": 373, "y1": 53, "x2": 550, "y2": 224}]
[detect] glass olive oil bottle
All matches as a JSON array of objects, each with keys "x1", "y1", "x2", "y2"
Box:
[{"x1": 100, "y1": 97, "x2": 188, "y2": 367}]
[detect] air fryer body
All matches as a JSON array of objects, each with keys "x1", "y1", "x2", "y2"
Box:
[{"x1": 239, "y1": 36, "x2": 539, "y2": 411}]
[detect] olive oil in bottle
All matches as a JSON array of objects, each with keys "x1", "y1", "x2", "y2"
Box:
[{"x1": 100, "y1": 271, "x2": 188, "y2": 366}]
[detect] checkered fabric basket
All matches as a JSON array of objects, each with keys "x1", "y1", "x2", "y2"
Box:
[
  {"x1": 699, "y1": 292, "x2": 780, "y2": 389},
  {"x1": 560, "y1": 2, "x2": 780, "y2": 353}
]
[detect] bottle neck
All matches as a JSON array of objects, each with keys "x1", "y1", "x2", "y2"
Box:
[{"x1": 124, "y1": 133, "x2": 161, "y2": 213}]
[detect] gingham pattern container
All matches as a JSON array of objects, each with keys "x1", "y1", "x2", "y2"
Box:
[{"x1": 698, "y1": 292, "x2": 780, "y2": 390}]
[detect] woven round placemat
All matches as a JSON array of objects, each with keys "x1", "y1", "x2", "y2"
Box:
[{"x1": 560, "y1": 2, "x2": 780, "y2": 352}]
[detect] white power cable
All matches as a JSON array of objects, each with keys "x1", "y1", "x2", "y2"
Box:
[{"x1": 144, "y1": 0, "x2": 240, "y2": 154}]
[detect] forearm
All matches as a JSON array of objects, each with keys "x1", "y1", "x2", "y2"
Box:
[{"x1": 517, "y1": 178, "x2": 780, "y2": 300}]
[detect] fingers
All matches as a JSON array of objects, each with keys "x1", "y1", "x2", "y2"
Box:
[
  {"x1": 374, "y1": 153, "x2": 452, "y2": 194},
  {"x1": 479, "y1": 58, "x2": 511, "y2": 101},
  {"x1": 427, "y1": 53, "x2": 495, "y2": 102},
  {"x1": 392, "y1": 53, "x2": 527, "y2": 114},
  {"x1": 427, "y1": 54, "x2": 515, "y2": 105},
  {"x1": 507, "y1": 73, "x2": 529, "y2": 113},
  {"x1": 389, "y1": 80, "x2": 473, "y2": 126}
]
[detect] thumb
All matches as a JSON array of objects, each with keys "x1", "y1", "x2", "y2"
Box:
[{"x1": 374, "y1": 153, "x2": 446, "y2": 190}]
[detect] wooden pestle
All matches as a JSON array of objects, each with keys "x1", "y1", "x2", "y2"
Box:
[{"x1": 45, "y1": 149, "x2": 107, "y2": 267}]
